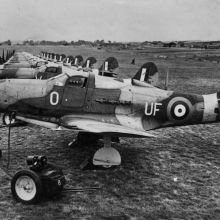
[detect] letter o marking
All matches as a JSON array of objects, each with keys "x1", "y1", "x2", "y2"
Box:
[{"x1": 50, "y1": 91, "x2": 59, "y2": 105}]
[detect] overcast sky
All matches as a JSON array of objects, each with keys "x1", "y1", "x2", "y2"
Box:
[{"x1": 0, "y1": 0, "x2": 220, "y2": 42}]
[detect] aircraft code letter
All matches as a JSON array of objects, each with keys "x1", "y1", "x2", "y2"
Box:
[
  {"x1": 145, "y1": 102, "x2": 162, "y2": 116},
  {"x1": 50, "y1": 91, "x2": 59, "y2": 105}
]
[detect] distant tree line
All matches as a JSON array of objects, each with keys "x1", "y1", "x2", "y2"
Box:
[
  {"x1": 9, "y1": 39, "x2": 220, "y2": 49},
  {"x1": 22, "y1": 40, "x2": 109, "y2": 46},
  {"x1": 22, "y1": 39, "x2": 129, "y2": 49},
  {"x1": 0, "y1": 40, "x2": 11, "y2": 46}
]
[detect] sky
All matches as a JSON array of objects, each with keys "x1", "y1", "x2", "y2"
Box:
[{"x1": 0, "y1": 0, "x2": 220, "y2": 42}]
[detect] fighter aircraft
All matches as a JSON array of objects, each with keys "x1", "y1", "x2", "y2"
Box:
[{"x1": 0, "y1": 61, "x2": 220, "y2": 170}]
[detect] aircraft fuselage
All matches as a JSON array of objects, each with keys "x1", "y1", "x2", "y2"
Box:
[{"x1": 0, "y1": 71, "x2": 219, "y2": 132}]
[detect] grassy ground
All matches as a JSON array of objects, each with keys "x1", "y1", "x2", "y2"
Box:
[{"x1": 0, "y1": 46, "x2": 220, "y2": 219}]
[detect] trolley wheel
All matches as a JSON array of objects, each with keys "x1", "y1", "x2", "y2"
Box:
[{"x1": 11, "y1": 170, "x2": 43, "y2": 204}]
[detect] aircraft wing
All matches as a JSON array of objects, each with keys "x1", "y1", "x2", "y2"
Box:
[
  {"x1": 16, "y1": 116, "x2": 60, "y2": 130},
  {"x1": 61, "y1": 118, "x2": 155, "y2": 138},
  {"x1": 16, "y1": 116, "x2": 155, "y2": 137}
]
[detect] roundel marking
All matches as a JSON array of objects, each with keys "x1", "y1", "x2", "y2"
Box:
[
  {"x1": 167, "y1": 97, "x2": 193, "y2": 122},
  {"x1": 50, "y1": 91, "x2": 59, "y2": 105},
  {"x1": 173, "y1": 104, "x2": 186, "y2": 117}
]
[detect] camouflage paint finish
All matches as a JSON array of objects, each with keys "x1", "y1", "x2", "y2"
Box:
[{"x1": 0, "y1": 70, "x2": 219, "y2": 133}]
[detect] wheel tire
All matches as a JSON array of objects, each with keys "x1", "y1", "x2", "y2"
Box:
[
  {"x1": 11, "y1": 170, "x2": 43, "y2": 204},
  {"x1": 2, "y1": 113, "x2": 16, "y2": 126}
]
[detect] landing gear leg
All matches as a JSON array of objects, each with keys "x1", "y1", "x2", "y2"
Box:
[
  {"x1": 2, "y1": 112, "x2": 25, "y2": 127},
  {"x1": 69, "y1": 133, "x2": 121, "y2": 170}
]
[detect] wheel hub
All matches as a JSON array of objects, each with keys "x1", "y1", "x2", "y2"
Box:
[{"x1": 15, "y1": 176, "x2": 36, "y2": 201}]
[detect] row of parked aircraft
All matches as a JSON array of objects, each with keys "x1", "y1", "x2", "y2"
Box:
[
  {"x1": 0, "y1": 51, "x2": 160, "y2": 88},
  {"x1": 0, "y1": 50, "x2": 15, "y2": 65},
  {"x1": 0, "y1": 50, "x2": 219, "y2": 202},
  {"x1": 0, "y1": 52, "x2": 115, "y2": 79}
]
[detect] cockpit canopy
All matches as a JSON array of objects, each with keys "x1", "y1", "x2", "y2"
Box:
[
  {"x1": 50, "y1": 69, "x2": 125, "y2": 90},
  {"x1": 52, "y1": 70, "x2": 89, "y2": 87}
]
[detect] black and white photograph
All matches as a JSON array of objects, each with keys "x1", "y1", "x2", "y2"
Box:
[{"x1": 0, "y1": 0, "x2": 220, "y2": 219}]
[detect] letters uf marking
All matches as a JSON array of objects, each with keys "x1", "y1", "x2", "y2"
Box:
[{"x1": 145, "y1": 102, "x2": 162, "y2": 116}]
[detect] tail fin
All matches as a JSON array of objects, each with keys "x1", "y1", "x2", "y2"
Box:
[
  {"x1": 72, "y1": 55, "x2": 83, "y2": 67},
  {"x1": 60, "y1": 54, "x2": 66, "y2": 62},
  {"x1": 82, "y1": 57, "x2": 97, "y2": 68},
  {"x1": 2, "y1": 50, "x2": 5, "y2": 63},
  {"x1": 64, "y1": 55, "x2": 74, "y2": 65},
  {"x1": 6, "y1": 50, "x2": 9, "y2": 61},
  {"x1": 46, "y1": 53, "x2": 50, "y2": 60},
  {"x1": 50, "y1": 53, "x2": 55, "y2": 61},
  {"x1": 47, "y1": 53, "x2": 50, "y2": 60},
  {"x1": 98, "y1": 57, "x2": 119, "y2": 77},
  {"x1": 0, "y1": 56, "x2": 3, "y2": 64},
  {"x1": 164, "y1": 70, "x2": 169, "y2": 90},
  {"x1": 54, "y1": 54, "x2": 58, "y2": 62},
  {"x1": 132, "y1": 62, "x2": 158, "y2": 86}
]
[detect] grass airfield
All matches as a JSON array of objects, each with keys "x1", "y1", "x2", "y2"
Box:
[{"x1": 0, "y1": 45, "x2": 220, "y2": 219}]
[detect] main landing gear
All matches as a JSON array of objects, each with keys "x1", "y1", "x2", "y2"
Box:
[
  {"x1": 2, "y1": 112, "x2": 16, "y2": 126},
  {"x1": 93, "y1": 135, "x2": 121, "y2": 168},
  {"x1": 70, "y1": 132, "x2": 121, "y2": 169},
  {"x1": 2, "y1": 112, "x2": 27, "y2": 127}
]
